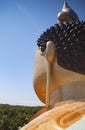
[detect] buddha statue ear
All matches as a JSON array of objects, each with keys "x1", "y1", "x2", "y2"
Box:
[
  {"x1": 45, "y1": 41, "x2": 56, "y2": 107},
  {"x1": 45, "y1": 41, "x2": 56, "y2": 63}
]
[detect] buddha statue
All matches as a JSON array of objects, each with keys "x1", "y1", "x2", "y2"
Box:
[
  {"x1": 20, "y1": 1, "x2": 85, "y2": 130},
  {"x1": 33, "y1": 1, "x2": 85, "y2": 106}
]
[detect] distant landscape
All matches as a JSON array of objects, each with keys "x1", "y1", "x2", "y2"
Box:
[{"x1": 0, "y1": 104, "x2": 43, "y2": 130}]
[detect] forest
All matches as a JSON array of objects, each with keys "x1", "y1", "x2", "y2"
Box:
[{"x1": 0, "y1": 104, "x2": 42, "y2": 130}]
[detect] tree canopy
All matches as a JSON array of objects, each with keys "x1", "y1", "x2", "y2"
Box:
[{"x1": 0, "y1": 104, "x2": 43, "y2": 130}]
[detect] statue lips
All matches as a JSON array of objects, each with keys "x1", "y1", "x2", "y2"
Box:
[{"x1": 37, "y1": 21, "x2": 85, "y2": 75}]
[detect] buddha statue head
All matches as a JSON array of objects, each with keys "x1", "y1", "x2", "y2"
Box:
[{"x1": 33, "y1": 1, "x2": 85, "y2": 106}]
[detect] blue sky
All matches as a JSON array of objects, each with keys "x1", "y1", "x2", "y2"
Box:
[{"x1": 0, "y1": 0, "x2": 85, "y2": 106}]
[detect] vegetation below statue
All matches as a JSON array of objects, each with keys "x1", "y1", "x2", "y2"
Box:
[{"x1": 0, "y1": 104, "x2": 43, "y2": 130}]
